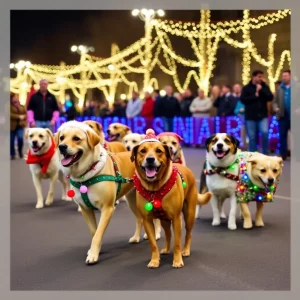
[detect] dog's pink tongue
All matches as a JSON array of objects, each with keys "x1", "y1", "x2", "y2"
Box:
[
  {"x1": 216, "y1": 152, "x2": 225, "y2": 158},
  {"x1": 109, "y1": 135, "x2": 117, "y2": 141},
  {"x1": 61, "y1": 156, "x2": 73, "y2": 166},
  {"x1": 146, "y1": 168, "x2": 156, "y2": 177}
]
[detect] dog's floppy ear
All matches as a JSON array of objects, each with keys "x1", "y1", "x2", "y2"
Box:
[
  {"x1": 94, "y1": 121, "x2": 103, "y2": 135},
  {"x1": 205, "y1": 134, "x2": 216, "y2": 151},
  {"x1": 24, "y1": 128, "x2": 30, "y2": 139},
  {"x1": 163, "y1": 145, "x2": 172, "y2": 160},
  {"x1": 53, "y1": 131, "x2": 60, "y2": 147},
  {"x1": 130, "y1": 145, "x2": 139, "y2": 162},
  {"x1": 124, "y1": 126, "x2": 131, "y2": 134},
  {"x1": 227, "y1": 134, "x2": 240, "y2": 153},
  {"x1": 86, "y1": 129, "x2": 101, "y2": 148},
  {"x1": 45, "y1": 128, "x2": 54, "y2": 138},
  {"x1": 275, "y1": 156, "x2": 284, "y2": 168},
  {"x1": 247, "y1": 156, "x2": 258, "y2": 166}
]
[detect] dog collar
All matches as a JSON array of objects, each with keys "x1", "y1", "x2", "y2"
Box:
[
  {"x1": 236, "y1": 153, "x2": 277, "y2": 203},
  {"x1": 132, "y1": 166, "x2": 186, "y2": 220},
  {"x1": 204, "y1": 159, "x2": 239, "y2": 181}
]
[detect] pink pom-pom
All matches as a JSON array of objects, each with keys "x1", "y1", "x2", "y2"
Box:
[
  {"x1": 65, "y1": 174, "x2": 70, "y2": 179},
  {"x1": 80, "y1": 185, "x2": 88, "y2": 193},
  {"x1": 146, "y1": 128, "x2": 155, "y2": 135}
]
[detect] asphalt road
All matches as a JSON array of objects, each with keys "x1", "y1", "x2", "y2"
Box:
[{"x1": 10, "y1": 148, "x2": 290, "y2": 290}]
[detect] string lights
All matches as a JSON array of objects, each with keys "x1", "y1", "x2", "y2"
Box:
[{"x1": 10, "y1": 10, "x2": 290, "y2": 106}]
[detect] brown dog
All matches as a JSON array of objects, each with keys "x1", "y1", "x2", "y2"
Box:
[
  {"x1": 131, "y1": 129, "x2": 212, "y2": 268},
  {"x1": 107, "y1": 123, "x2": 132, "y2": 142},
  {"x1": 83, "y1": 120, "x2": 126, "y2": 153}
]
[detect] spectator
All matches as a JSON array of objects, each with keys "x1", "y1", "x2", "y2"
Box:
[
  {"x1": 27, "y1": 79, "x2": 60, "y2": 131},
  {"x1": 189, "y1": 88, "x2": 212, "y2": 118},
  {"x1": 180, "y1": 88, "x2": 194, "y2": 117},
  {"x1": 233, "y1": 83, "x2": 247, "y2": 149},
  {"x1": 126, "y1": 91, "x2": 143, "y2": 119},
  {"x1": 214, "y1": 84, "x2": 238, "y2": 117},
  {"x1": 174, "y1": 92, "x2": 183, "y2": 103},
  {"x1": 99, "y1": 100, "x2": 111, "y2": 118},
  {"x1": 64, "y1": 99, "x2": 78, "y2": 121},
  {"x1": 111, "y1": 99, "x2": 127, "y2": 117},
  {"x1": 153, "y1": 89, "x2": 161, "y2": 101},
  {"x1": 83, "y1": 100, "x2": 99, "y2": 117},
  {"x1": 10, "y1": 93, "x2": 27, "y2": 160},
  {"x1": 141, "y1": 92, "x2": 155, "y2": 118},
  {"x1": 272, "y1": 70, "x2": 291, "y2": 160},
  {"x1": 209, "y1": 85, "x2": 220, "y2": 116},
  {"x1": 154, "y1": 85, "x2": 181, "y2": 131},
  {"x1": 240, "y1": 70, "x2": 273, "y2": 154},
  {"x1": 275, "y1": 80, "x2": 282, "y2": 90}
]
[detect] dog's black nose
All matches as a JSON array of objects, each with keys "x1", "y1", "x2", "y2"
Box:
[
  {"x1": 58, "y1": 144, "x2": 68, "y2": 153},
  {"x1": 146, "y1": 156, "x2": 155, "y2": 164},
  {"x1": 268, "y1": 177, "x2": 274, "y2": 184},
  {"x1": 126, "y1": 146, "x2": 131, "y2": 151},
  {"x1": 217, "y1": 143, "x2": 223, "y2": 149},
  {"x1": 32, "y1": 140, "x2": 38, "y2": 146},
  {"x1": 107, "y1": 129, "x2": 111, "y2": 134}
]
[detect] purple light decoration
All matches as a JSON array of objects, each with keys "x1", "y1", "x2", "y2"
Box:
[
  {"x1": 152, "y1": 117, "x2": 165, "y2": 134},
  {"x1": 214, "y1": 116, "x2": 220, "y2": 133},
  {"x1": 173, "y1": 117, "x2": 192, "y2": 143},
  {"x1": 226, "y1": 116, "x2": 243, "y2": 148},
  {"x1": 197, "y1": 117, "x2": 212, "y2": 145},
  {"x1": 133, "y1": 116, "x2": 146, "y2": 134}
]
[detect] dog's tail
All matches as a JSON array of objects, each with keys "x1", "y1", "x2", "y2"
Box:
[
  {"x1": 197, "y1": 192, "x2": 212, "y2": 205},
  {"x1": 199, "y1": 160, "x2": 208, "y2": 194}
]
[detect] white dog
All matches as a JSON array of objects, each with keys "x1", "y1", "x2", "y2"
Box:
[
  {"x1": 122, "y1": 133, "x2": 145, "y2": 152},
  {"x1": 198, "y1": 133, "x2": 240, "y2": 230},
  {"x1": 25, "y1": 128, "x2": 71, "y2": 209}
]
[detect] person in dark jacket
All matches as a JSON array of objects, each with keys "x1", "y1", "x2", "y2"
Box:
[
  {"x1": 154, "y1": 85, "x2": 181, "y2": 131},
  {"x1": 63, "y1": 99, "x2": 78, "y2": 121},
  {"x1": 27, "y1": 79, "x2": 60, "y2": 131},
  {"x1": 180, "y1": 88, "x2": 194, "y2": 117},
  {"x1": 240, "y1": 70, "x2": 273, "y2": 154},
  {"x1": 213, "y1": 84, "x2": 238, "y2": 117},
  {"x1": 83, "y1": 100, "x2": 99, "y2": 117}
]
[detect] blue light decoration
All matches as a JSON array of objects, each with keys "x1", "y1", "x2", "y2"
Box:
[
  {"x1": 226, "y1": 116, "x2": 243, "y2": 148},
  {"x1": 256, "y1": 194, "x2": 263, "y2": 202},
  {"x1": 55, "y1": 116, "x2": 280, "y2": 152},
  {"x1": 65, "y1": 100, "x2": 73, "y2": 109},
  {"x1": 173, "y1": 117, "x2": 192, "y2": 144},
  {"x1": 242, "y1": 174, "x2": 248, "y2": 181}
]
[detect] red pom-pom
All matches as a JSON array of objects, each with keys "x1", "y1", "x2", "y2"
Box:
[
  {"x1": 153, "y1": 199, "x2": 162, "y2": 208},
  {"x1": 67, "y1": 190, "x2": 75, "y2": 198}
]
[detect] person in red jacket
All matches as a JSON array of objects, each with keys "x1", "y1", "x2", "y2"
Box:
[{"x1": 141, "y1": 92, "x2": 154, "y2": 118}]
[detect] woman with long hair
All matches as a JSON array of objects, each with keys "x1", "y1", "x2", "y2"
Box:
[{"x1": 10, "y1": 93, "x2": 27, "y2": 160}]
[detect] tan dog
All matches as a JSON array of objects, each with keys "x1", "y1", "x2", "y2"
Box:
[
  {"x1": 25, "y1": 128, "x2": 71, "y2": 209},
  {"x1": 157, "y1": 132, "x2": 187, "y2": 165},
  {"x1": 83, "y1": 120, "x2": 126, "y2": 153},
  {"x1": 123, "y1": 133, "x2": 145, "y2": 152},
  {"x1": 54, "y1": 121, "x2": 145, "y2": 265},
  {"x1": 239, "y1": 154, "x2": 283, "y2": 229},
  {"x1": 107, "y1": 123, "x2": 132, "y2": 142},
  {"x1": 131, "y1": 129, "x2": 212, "y2": 268}
]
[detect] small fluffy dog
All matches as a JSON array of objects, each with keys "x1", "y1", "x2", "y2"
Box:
[
  {"x1": 25, "y1": 128, "x2": 70, "y2": 209},
  {"x1": 238, "y1": 153, "x2": 283, "y2": 229},
  {"x1": 131, "y1": 129, "x2": 212, "y2": 268},
  {"x1": 157, "y1": 132, "x2": 186, "y2": 165},
  {"x1": 199, "y1": 133, "x2": 240, "y2": 230},
  {"x1": 123, "y1": 133, "x2": 145, "y2": 151},
  {"x1": 83, "y1": 120, "x2": 126, "y2": 153},
  {"x1": 107, "y1": 123, "x2": 132, "y2": 142},
  {"x1": 54, "y1": 121, "x2": 145, "y2": 265}
]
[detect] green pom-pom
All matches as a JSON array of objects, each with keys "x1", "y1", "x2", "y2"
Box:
[
  {"x1": 229, "y1": 164, "x2": 235, "y2": 170},
  {"x1": 269, "y1": 185, "x2": 275, "y2": 191},
  {"x1": 145, "y1": 202, "x2": 153, "y2": 211},
  {"x1": 80, "y1": 175, "x2": 84, "y2": 179},
  {"x1": 253, "y1": 185, "x2": 259, "y2": 191},
  {"x1": 182, "y1": 182, "x2": 187, "y2": 188}
]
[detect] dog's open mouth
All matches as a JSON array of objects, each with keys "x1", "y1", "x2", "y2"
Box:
[
  {"x1": 108, "y1": 133, "x2": 120, "y2": 141},
  {"x1": 213, "y1": 149, "x2": 230, "y2": 159},
  {"x1": 141, "y1": 165, "x2": 161, "y2": 179},
  {"x1": 61, "y1": 150, "x2": 83, "y2": 167},
  {"x1": 31, "y1": 143, "x2": 45, "y2": 153}
]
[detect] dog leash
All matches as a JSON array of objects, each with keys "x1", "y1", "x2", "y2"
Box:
[
  {"x1": 68, "y1": 153, "x2": 133, "y2": 210},
  {"x1": 204, "y1": 159, "x2": 240, "y2": 181}
]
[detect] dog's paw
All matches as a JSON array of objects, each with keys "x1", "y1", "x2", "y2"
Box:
[
  {"x1": 255, "y1": 220, "x2": 265, "y2": 227},
  {"x1": 115, "y1": 200, "x2": 120, "y2": 205},
  {"x1": 181, "y1": 249, "x2": 190, "y2": 257},
  {"x1": 129, "y1": 236, "x2": 140, "y2": 244},
  {"x1": 228, "y1": 223, "x2": 237, "y2": 230},
  {"x1": 85, "y1": 249, "x2": 99, "y2": 265},
  {"x1": 143, "y1": 233, "x2": 148, "y2": 240},
  {"x1": 62, "y1": 195, "x2": 72, "y2": 201},
  {"x1": 172, "y1": 259, "x2": 184, "y2": 268},
  {"x1": 147, "y1": 259, "x2": 160, "y2": 268},
  {"x1": 35, "y1": 202, "x2": 44, "y2": 209},
  {"x1": 155, "y1": 233, "x2": 161, "y2": 241},
  {"x1": 220, "y1": 212, "x2": 227, "y2": 219},
  {"x1": 160, "y1": 248, "x2": 170, "y2": 255},
  {"x1": 212, "y1": 219, "x2": 221, "y2": 226},
  {"x1": 45, "y1": 197, "x2": 54, "y2": 206},
  {"x1": 243, "y1": 220, "x2": 253, "y2": 229}
]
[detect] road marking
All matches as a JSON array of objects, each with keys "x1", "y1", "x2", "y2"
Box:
[{"x1": 195, "y1": 179, "x2": 291, "y2": 200}]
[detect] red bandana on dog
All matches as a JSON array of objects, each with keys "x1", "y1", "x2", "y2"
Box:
[{"x1": 26, "y1": 137, "x2": 56, "y2": 174}]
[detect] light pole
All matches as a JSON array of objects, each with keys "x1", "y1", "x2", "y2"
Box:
[
  {"x1": 70, "y1": 45, "x2": 95, "y2": 109},
  {"x1": 131, "y1": 9, "x2": 165, "y2": 92}
]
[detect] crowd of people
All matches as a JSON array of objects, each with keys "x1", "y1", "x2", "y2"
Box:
[{"x1": 10, "y1": 69, "x2": 291, "y2": 161}]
